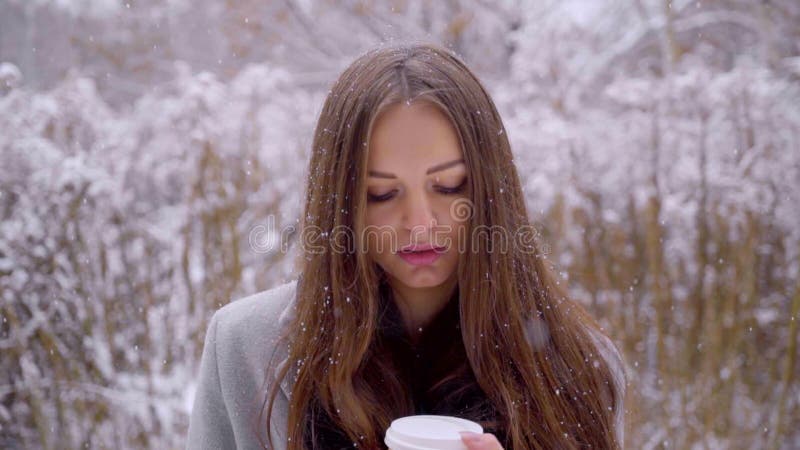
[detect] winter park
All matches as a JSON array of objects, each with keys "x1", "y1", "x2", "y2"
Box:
[{"x1": 1, "y1": 0, "x2": 799, "y2": 449}]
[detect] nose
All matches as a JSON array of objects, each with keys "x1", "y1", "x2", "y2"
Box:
[{"x1": 402, "y1": 189, "x2": 437, "y2": 238}]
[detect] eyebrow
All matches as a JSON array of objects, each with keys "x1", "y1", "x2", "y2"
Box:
[{"x1": 368, "y1": 158, "x2": 465, "y2": 179}]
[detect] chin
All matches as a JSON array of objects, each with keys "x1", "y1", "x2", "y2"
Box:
[{"x1": 395, "y1": 268, "x2": 452, "y2": 288}]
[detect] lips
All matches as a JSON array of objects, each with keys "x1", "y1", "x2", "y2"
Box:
[
  {"x1": 397, "y1": 244, "x2": 447, "y2": 266},
  {"x1": 399, "y1": 243, "x2": 447, "y2": 253}
]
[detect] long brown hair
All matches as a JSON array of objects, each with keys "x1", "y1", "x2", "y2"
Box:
[{"x1": 260, "y1": 41, "x2": 626, "y2": 449}]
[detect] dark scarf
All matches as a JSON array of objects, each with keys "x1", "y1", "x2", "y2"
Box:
[{"x1": 303, "y1": 282, "x2": 505, "y2": 449}]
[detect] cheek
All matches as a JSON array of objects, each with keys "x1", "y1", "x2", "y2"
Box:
[
  {"x1": 434, "y1": 197, "x2": 468, "y2": 230},
  {"x1": 365, "y1": 205, "x2": 394, "y2": 227},
  {"x1": 448, "y1": 223, "x2": 467, "y2": 254},
  {"x1": 364, "y1": 208, "x2": 378, "y2": 227},
  {"x1": 364, "y1": 207, "x2": 396, "y2": 259}
]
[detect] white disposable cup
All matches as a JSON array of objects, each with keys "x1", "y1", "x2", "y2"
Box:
[{"x1": 384, "y1": 415, "x2": 484, "y2": 450}]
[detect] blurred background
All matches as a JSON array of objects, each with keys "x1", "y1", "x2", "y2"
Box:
[{"x1": 1, "y1": 0, "x2": 799, "y2": 448}]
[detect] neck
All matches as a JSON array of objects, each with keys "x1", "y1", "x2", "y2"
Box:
[{"x1": 388, "y1": 271, "x2": 458, "y2": 345}]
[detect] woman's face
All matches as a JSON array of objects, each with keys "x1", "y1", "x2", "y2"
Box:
[{"x1": 364, "y1": 100, "x2": 469, "y2": 289}]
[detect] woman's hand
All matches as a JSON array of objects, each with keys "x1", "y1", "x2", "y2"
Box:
[{"x1": 459, "y1": 431, "x2": 504, "y2": 450}]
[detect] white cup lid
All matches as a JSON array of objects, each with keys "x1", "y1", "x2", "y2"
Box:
[{"x1": 384, "y1": 415, "x2": 483, "y2": 450}]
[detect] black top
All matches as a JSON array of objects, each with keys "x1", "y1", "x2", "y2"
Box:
[{"x1": 304, "y1": 283, "x2": 505, "y2": 449}]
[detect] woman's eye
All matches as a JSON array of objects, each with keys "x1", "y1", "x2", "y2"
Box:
[
  {"x1": 436, "y1": 177, "x2": 468, "y2": 195},
  {"x1": 367, "y1": 178, "x2": 467, "y2": 203},
  {"x1": 367, "y1": 190, "x2": 397, "y2": 202}
]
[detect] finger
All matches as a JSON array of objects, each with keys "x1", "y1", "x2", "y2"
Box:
[
  {"x1": 483, "y1": 433, "x2": 503, "y2": 448},
  {"x1": 459, "y1": 431, "x2": 504, "y2": 450}
]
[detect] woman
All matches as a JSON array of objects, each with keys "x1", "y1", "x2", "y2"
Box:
[{"x1": 187, "y1": 42, "x2": 627, "y2": 450}]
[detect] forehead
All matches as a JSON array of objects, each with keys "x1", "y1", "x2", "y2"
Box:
[{"x1": 367, "y1": 101, "x2": 462, "y2": 169}]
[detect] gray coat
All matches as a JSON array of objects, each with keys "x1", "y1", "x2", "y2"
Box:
[{"x1": 186, "y1": 280, "x2": 627, "y2": 449}]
